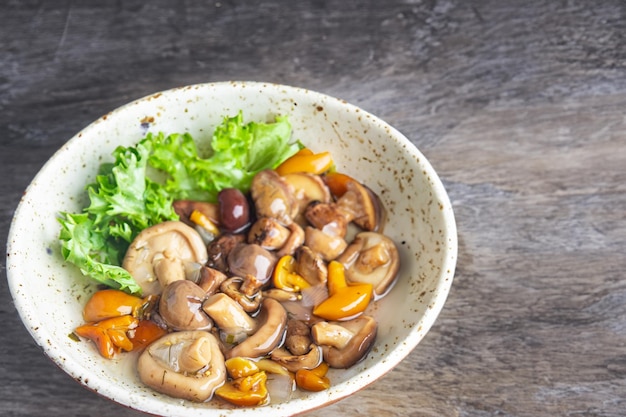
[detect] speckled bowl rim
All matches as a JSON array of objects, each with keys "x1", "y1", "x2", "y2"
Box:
[{"x1": 6, "y1": 81, "x2": 457, "y2": 416}]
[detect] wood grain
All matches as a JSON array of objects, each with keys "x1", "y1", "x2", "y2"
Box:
[{"x1": 2, "y1": 1, "x2": 625, "y2": 416}]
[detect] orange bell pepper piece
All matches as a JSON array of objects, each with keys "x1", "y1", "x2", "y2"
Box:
[
  {"x1": 127, "y1": 320, "x2": 167, "y2": 351},
  {"x1": 313, "y1": 261, "x2": 373, "y2": 321},
  {"x1": 75, "y1": 315, "x2": 139, "y2": 359},
  {"x1": 275, "y1": 149, "x2": 333, "y2": 176},
  {"x1": 323, "y1": 172, "x2": 357, "y2": 198},
  {"x1": 215, "y1": 371, "x2": 269, "y2": 406},
  {"x1": 82, "y1": 289, "x2": 145, "y2": 322},
  {"x1": 295, "y1": 368, "x2": 330, "y2": 392},
  {"x1": 273, "y1": 255, "x2": 311, "y2": 292}
]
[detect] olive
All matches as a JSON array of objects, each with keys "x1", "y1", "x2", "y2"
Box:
[{"x1": 218, "y1": 188, "x2": 250, "y2": 233}]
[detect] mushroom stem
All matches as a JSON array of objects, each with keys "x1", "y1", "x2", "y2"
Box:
[
  {"x1": 202, "y1": 293, "x2": 257, "y2": 336},
  {"x1": 311, "y1": 321, "x2": 354, "y2": 350}
]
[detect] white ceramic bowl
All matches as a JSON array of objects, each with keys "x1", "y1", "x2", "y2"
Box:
[{"x1": 6, "y1": 81, "x2": 457, "y2": 416}]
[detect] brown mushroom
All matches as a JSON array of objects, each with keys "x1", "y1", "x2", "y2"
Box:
[
  {"x1": 276, "y1": 222, "x2": 305, "y2": 257},
  {"x1": 282, "y1": 173, "x2": 331, "y2": 226},
  {"x1": 295, "y1": 246, "x2": 328, "y2": 286},
  {"x1": 336, "y1": 181, "x2": 384, "y2": 232},
  {"x1": 226, "y1": 298, "x2": 288, "y2": 359},
  {"x1": 248, "y1": 217, "x2": 290, "y2": 250},
  {"x1": 285, "y1": 318, "x2": 313, "y2": 356},
  {"x1": 250, "y1": 169, "x2": 298, "y2": 225},
  {"x1": 304, "y1": 180, "x2": 385, "y2": 235},
  {"x1": 304, "y1": 226, "x2": 347, "y2": 261},
  {"x1": 206, "y1": 233, "x2": 246, "y2": 273},
  {"x1": 196, "y1": 266, "x2": 228, "y2": 294},
  {"x1": 227, "y1": 243, "x2": 277, "y2": 286},
  {"x1": 336, "y1": 231, "x2": 400, "y2": 298},
  {"x1": 137, "y1": 330, "x2": 226, "y2": 402},
  {"x1": 159, "y1": 280, "x2": 213, "y2": 331},
  {"x1": 122, "y1": 221, "x2": 209, "y2": 295},
  {"x1": 311, "y1": 315, "x2": 377, "y2": 369},
  {"x1": 220, "y1": 277, "x2": 262, "y2": 313},
  {"x1": 270, "y1": 344, "x2": 323, "y2": 372}
]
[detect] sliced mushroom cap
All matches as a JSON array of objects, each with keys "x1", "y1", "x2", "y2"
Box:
[
  {"x1": 226, "y1": 298, "x2": 288, "y2": 359},
  {"x1": 304, "y1": 226, "x2": 347, "y2": 262},
  {"x1": 137, "y1": 331, "x2": 226, "y2": 402},
  {"x1": 295, "y1": 246, "x2": 328, "y2": 286},
  {"x1": 282, "y1": 173, "x2": 331, "y2": 225},
  {"x1": 336, "y1": 181, "x2": 384, "y2": 232},
  {"x1": 270, "y1": 344, "x2": 323, "y2": 373},
  {"x1": 336, "y1": 231, "x2": 400, "y2": 298},
  {"x1": 159, "y1": 280, "x2": 213, "y2": 331},
  {"x1": 227, "y1": 243, "x2": 277, "y2": 286},
  {"x1": 311, "y1": 315, "x2": 377, "y2": 369},
  {"x1": 122, "y1": 221, "x2": 209, "y2": 296},
  {"x1": 250, "y1": 169, "x2": 298, "y2": 225}
]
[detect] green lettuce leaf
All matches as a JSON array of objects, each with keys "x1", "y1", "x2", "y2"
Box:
[{"x1": 58, "y1": 112, "x2": 299, "y2": 295}]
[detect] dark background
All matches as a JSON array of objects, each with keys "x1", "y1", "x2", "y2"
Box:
[{"x1": 2, "y1": 1, "x2": 626, "y2": 416}]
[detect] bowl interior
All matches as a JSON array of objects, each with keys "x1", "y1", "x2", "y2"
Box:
[{"x1": 6, "y1": 81, "x2": 457, "y2": 416}]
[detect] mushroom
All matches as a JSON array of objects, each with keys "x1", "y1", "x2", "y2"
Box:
[
  {"x1": 270, "y1": 344, "x2": 323, "y2": 373},
  {"x1": 295, "y1": 246, "x2": 328, "y2": 286},
  {"x1": 196, "y1": 266, "x2": 228, "y2": 294},
  {"x1": 202, "y1": 293, "x2": 257, "y2": 341},
  {"x1": 227, "y1": 243, "x2": 277, "y2": 287},
  {"x1": 250, "y1": 169, "x2": 298, "y2": 225},
  {"x1": 304, "y1": 180, "x2": 385, "y2": 235},
  {"x1": 336, "y1": 231, "x2": 400, "y2": 298},
  {"x1": 276, "y1": 223, "x2": 305, "y2": 257},
  {"x1": 159, "y1": 280, "x2": 213, "y2": 331},
  {"x1": 122, "y1": 221, "x2": 209, "y2": 295},
  {"x1": 304, "y1": 226, "x2": 347, "y2": 261},
  {"x1": 226, "y1": 298, "x2": 288, "y2": 359},
  {"x1": 304, "y1": 201, "x2": 349, "y2": 238},
  {"x1": 206, "y1": 233, "x2": 246, "y2": 273},
  {"x1": 285, "y1": 318, "x2": 312, "y2": 355},
  {"x1": 248, "y1": 218, "x2": 305, "y2": 257},
  {"x1": 137, "y1": 330, "x2": 226, "y2": 402},
  {"x1": 248, "y1": 217, "x2": 290, "y2": 250},
  {"x1": 173, "y1": 200, "x2": 221, "y2": 228},
  {"x1": 336, "y1": 181, "x2": 384, "y2": 232},
  {"x1": 311, "y1": 315, "x2": 377, "y2": 369},
  {"x1": 220, "y1": 277, "x2": 262, "y2": 313},
  {"x1": 282, "y1": 173, "x2": 331, "y2": 226}
]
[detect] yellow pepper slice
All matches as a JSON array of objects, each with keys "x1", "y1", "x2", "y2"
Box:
[
  {"x1": 313, "y1": 261, "x2": 373, "y2": 320},
  {"x1": 189, "y1": 209, "x2": 221, "y2": 236},
  {"x1": 273, "y1": 255, "x2": 311, "y2": 292},
  {"x1": 215, "y1": 371, "x2": 269, "y2": 406},
  {"x1": 295, "y1": 368, "x2": 330, "y2": 392},
  {"x1": 275, "y1": 149, "x2": 333, "y2": 176},
  {"x1": 225, "y1": 357, "x2": 260, "y2": 379}
]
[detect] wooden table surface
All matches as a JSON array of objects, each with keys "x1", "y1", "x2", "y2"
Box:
[{"x1": 2, "y1": 1, "x2": 625, "y2": 416}]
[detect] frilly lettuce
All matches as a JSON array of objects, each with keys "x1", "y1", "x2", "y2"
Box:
[{"x1": 58, "y1": 112, "x2": 300, "y2": 294}]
